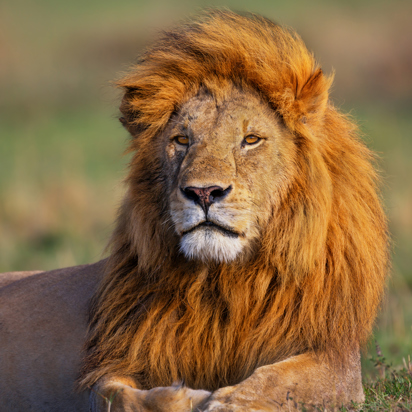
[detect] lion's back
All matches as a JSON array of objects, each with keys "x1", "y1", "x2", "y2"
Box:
[{"x1": 0, "y1": 261, "x2": 104, "y2": 411}]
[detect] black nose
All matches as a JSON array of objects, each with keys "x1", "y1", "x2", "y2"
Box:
[{"x1": 181, "y1": 185, "x2": 232, "y2": 214}]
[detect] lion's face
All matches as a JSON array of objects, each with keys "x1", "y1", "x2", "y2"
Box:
[{"x1": 163, "y1": 85, "x2": 295, "y2": 263}]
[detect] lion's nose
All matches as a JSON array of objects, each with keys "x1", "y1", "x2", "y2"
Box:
[{"x1": 181, "y1": 185, "x2": 232, "y2": 214}]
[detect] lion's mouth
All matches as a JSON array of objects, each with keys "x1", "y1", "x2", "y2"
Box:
[{"x1": 182, "y1": 221, "x2": 240, "y2": 238}]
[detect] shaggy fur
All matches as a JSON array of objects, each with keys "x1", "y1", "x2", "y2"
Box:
[{"x1": 80, "y1": 10, "x2": 388, "y2": 392}]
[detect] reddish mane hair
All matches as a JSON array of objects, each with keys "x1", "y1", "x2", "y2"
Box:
[{"x1": 80, "y1": 10, "x2": 388, "y2": 391}]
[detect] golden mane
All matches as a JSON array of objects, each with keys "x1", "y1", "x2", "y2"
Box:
[{"x1": 80, "y1": 10, "x2": 388, "y2": 391}]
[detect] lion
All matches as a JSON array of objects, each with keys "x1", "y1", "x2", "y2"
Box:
[{"x1": 0, "y1": 10, "x2": 388, "y2": 412}]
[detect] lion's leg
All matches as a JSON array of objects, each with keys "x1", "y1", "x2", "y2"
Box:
[
  {"x1": 200, "y1": 349, "x2": 364, "y2": 411},
  {"x1": 90, "y1": 376, "x2": 211, "y2": 412}
]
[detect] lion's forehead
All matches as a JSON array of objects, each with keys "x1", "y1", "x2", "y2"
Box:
[{"x1": 172, "y1": 86, "x2": 280, "y2": 144}]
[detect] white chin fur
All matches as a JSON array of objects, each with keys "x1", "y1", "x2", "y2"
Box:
[{"x1": 180, "y1": 228, "x2": 244, "y2": 263}]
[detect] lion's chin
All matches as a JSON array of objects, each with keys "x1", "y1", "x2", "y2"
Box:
[{"x1": 180, "y1": 228, "x2": 244, "y2": 263}]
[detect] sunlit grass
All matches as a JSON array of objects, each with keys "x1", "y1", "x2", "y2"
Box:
[{"x1": 356, "y1": 345, "x2": 412, "y2": 412}]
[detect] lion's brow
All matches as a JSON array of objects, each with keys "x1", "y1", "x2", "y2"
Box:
[
  {"x1": 169, "y1": 117, "x2": 187, "y2": 130},
  {"x1": 243, "y1": 119, "x2": 250, "y2": 134}
]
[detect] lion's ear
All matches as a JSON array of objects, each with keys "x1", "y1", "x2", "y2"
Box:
[
  {"x1": 119, "y1": 90, "x2": 144, "y2": 137},
  {"x1": 119, "y1": 116, "x2": 141, "y2": 136},
  {"x1": 119, "y1": 116, "x2": 128, "y2": 128},
  {"x1": 277, "y1": 68, "x2": 333, "y2": 129},
  {"x1": 296, "y1": 68, "x2": 333, "y2": 125},
  {"x1": 119, "y1": 116, "x2": 144, "y2": 137}
]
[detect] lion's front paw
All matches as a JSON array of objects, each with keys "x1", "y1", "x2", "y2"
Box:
[
  {"x1": 200, "y1": 387, "x2": 279, "y2": 412},
  {"x1": 90, "y1": 382, "x2": 211, "y2": 412},
  {"x1": 203, "y1": 399, "x2": 273, "y2": 412},
  {"x1": 202, "y1": 399, "x2": 279, "y2": 412},
  {"x1": 201, "y1": 399, "x2": 242, "y2": 412},
  {"x1": 144, "y1": 385, "x2": 211, "y2": 411}
]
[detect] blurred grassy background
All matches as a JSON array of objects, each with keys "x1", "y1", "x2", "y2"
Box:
[{"x1": 1, "y1": 0, "x2": 411, "y2": 377}]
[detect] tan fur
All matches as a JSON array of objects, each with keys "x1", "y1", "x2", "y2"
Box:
[{"x1": 0, "y1": 10, "x2": 388, "y2": 411}]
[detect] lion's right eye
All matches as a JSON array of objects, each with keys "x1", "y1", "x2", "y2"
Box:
[
  {"x1": 174, "y1": 135, "x2": 189, "y2": 146},
  {"x1": 244, "y1": 135, "x2": 261, "y2": 145}
]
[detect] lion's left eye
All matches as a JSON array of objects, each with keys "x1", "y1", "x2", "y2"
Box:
[
  {"x1": 174, "y1": 135, "x2": 189, "y2": 146},
  {"x1": 243, "y1": 135, "x2": 261, "y2": 145}
]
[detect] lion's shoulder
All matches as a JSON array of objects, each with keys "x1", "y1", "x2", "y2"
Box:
[{"x1": 0, "y1": 261, "x2": 105, "y2": 411}]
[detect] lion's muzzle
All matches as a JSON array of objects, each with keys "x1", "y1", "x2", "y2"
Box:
[{"x1": 180, "y1": 185, "x2": 232, "y2": 215}]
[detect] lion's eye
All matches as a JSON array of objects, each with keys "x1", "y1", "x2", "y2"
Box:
[
  {"x1": 244, "y1": 135, "x2": 260, "y2": 145},
  {"x1": 174, "y1": 135, "x2": 189, "y2": 145}
]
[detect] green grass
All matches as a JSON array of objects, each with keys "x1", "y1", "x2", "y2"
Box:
[
  {"x1": 362, "y1": 362, "x2": 412, "y2": 411},
  {"x1": 353, "y1": 344, "x2": 412, "y2": 412}
]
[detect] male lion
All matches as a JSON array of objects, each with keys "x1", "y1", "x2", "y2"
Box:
[{"x1": 0, "y1": 10, "x2": 388, "y2": 412}]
